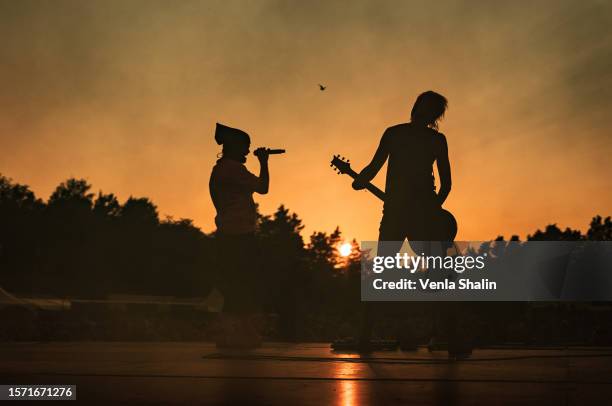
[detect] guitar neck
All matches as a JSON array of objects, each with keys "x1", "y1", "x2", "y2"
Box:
[{"x1": 343, "y1": 168, "x2": 386, "y2": 202}]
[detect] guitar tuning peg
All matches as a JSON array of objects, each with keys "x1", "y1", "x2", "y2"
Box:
[
  {"x1": 347, "y1": 159, "x2": 350, "y2": 163},
  {"x1": 330, "y1": 163, "x2": 333, "y2": 167}
]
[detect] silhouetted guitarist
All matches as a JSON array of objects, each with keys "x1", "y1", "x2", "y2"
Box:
[
  {"x1": 352, "y1": 90, "x2": 451, "y2": 242},
  {"x1": 352, "y1": 91, "x2": 458, "y2": 352}
]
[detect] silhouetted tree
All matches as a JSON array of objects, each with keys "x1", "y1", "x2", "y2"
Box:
[
  {"x1": 93, "y1": 192, "x2": 121, "y2": 218},
  {"x1": 47, "y1": 178, "x2": 94, "y2": 216},
  {"x1": 307, "y1": 227, "x2": 342, "y2": 269},
  {"x1": 257, "y1": 205, "x2": 306, "y2": 340},
  {"x1": 153, "y1": 217, "x2": 214, "y2": 297},
  {"x1": 491, "y1": 236, "x2": 507, "y2": 258},
  {"x1": 527, "y1": 224, "x2": 583, "y2": 241},
  {"x1": 120, "y1": 197, "x2": 159, "y2": 226},
  {"x1": 0, "y1": 175, "x2": 44, "y2": 290},
  {"x1": 587, "y1": 216, "x2": 612, "y2": 241}
]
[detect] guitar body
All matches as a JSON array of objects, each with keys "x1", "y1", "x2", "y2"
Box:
[{"x1": 436, "y1": 208, "x2": 458, "y2": 242}]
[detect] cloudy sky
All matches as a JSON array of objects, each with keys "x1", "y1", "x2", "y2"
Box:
[{"x1": 1, "y1": 0, "x2": 611, "y2": 241}]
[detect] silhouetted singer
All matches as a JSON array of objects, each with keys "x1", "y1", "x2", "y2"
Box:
[{"x1": 209, "y1": 122, "x2": 271, "y2": 348}]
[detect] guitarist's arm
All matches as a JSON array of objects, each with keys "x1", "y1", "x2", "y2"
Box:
[
  {"x1": 352, "y1": 131, "x2": 390, "y2": 190},
  {"x1": 435, "y1": 133, "x2": 452, "y2": 206}
]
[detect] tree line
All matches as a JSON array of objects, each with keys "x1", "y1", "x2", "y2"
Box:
[
  {"x1": 1, "y1": 173, "x2": 610, "y2": 299},
  {"x1": 1, "y1": 174, "x2": 611, "y2": 341},
  {"x1": 0, "y1": 174, "x2": 358, "y2": 301}
]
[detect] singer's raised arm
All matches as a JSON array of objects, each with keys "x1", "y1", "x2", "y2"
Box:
[{"x1": 254, "y1": 147, "x2": 270, "y2": 194}]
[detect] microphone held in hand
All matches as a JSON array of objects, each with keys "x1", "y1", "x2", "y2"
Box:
[{"x1": 254, "y1": 148, "x2": 286, "y2": 157}]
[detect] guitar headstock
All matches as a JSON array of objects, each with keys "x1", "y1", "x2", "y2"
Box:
[{"x1": 330, "y1": 155, "x2": 351, "y2": 175}]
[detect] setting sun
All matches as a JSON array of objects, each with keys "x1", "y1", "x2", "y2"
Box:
[{"x1": 339, "y1": 242, "x2": 352, "y2": 257}]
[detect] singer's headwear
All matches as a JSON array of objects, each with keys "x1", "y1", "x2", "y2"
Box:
[{"x1": 215, "y1": 123, "x2": 250, "y2": 146}]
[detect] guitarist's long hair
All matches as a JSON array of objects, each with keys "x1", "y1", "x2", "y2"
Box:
[{"x1": 410, "y1": 91, "x2": 448, "y2": 131}]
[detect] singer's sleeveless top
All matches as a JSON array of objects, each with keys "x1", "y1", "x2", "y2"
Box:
[{"x1": 209, "y1": 157, "x2": 258, "y2": 234}]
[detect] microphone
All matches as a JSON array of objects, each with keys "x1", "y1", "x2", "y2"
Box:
[{"x1": 254, "y1": 148, "x2": 285, "y2": 157}]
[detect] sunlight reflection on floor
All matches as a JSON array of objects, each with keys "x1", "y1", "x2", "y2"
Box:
[{"x1": 335, "y1": 357, "x2": 361, "y2": 406}]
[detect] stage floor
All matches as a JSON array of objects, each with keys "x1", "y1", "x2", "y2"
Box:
[{"x1": 1, "y1": 342, "x2": 612, "y2": 405}]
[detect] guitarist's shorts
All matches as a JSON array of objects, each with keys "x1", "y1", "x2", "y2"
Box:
[
  {"x1": 379, "y1": 200, "x2": 454, "y2": 263},
  {"x1": 379, "y1": 193, "x2": 449, "y2": 242}
]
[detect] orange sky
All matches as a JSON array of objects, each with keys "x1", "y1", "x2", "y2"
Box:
[{"x1": 0, "y1": 0, "x2": 611, "y2": 241}]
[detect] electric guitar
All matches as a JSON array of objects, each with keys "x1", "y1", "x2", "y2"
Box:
[{"x1": 330, "y1": 155, "x2": 458, "y2": 241}]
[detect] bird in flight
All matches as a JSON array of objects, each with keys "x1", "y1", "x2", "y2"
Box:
[{"x1": 319, "y1": 84, "x2": 326, "y2": 91}]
